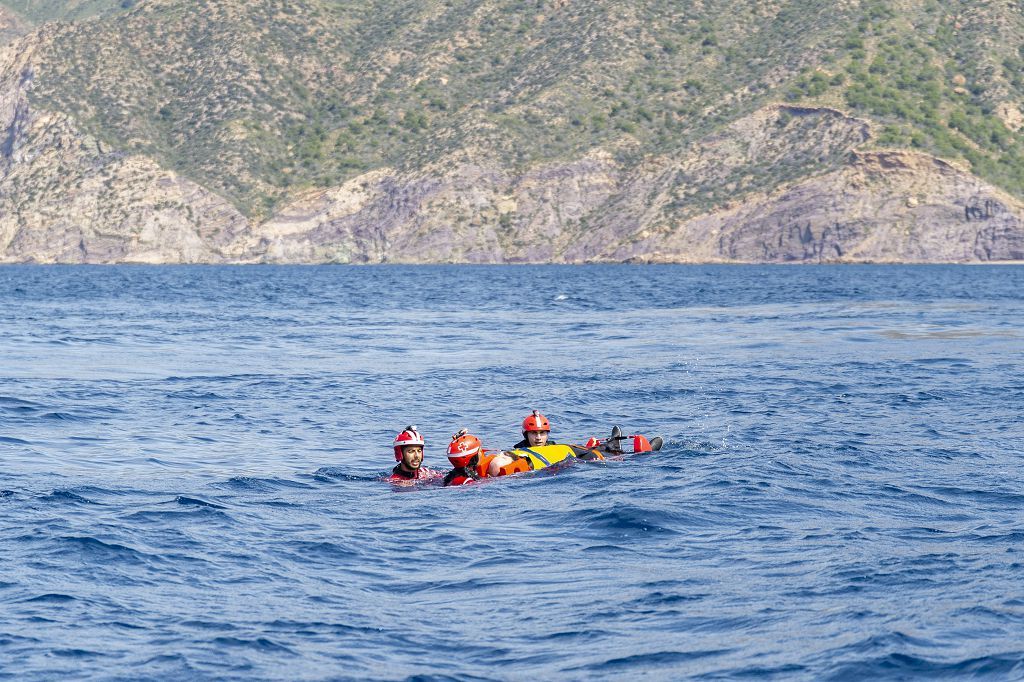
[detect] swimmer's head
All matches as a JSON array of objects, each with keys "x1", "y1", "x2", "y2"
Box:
[
  {"x1": 393, "y1": 426, "x2": 425, "y2": 465},
  {"x1": 522, "y1": 410, "x2": 551, "y2": 447}
]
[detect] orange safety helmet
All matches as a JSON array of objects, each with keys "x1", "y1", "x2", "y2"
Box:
[
  {"x1": 522, "y1": 410, "x2": 550, "y2": 433},
  {"x1": 393, "y1": 425, "x2": 425, "y2": 462},
  {"x1": 447, "y1": 428, "x2": 482, "y2": 468}
]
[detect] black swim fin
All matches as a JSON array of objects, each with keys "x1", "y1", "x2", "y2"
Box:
[{"x1": 606, "y1": 426, "x2": 624, "y2": 453}]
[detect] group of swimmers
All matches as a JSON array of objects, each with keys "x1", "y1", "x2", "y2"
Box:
[
  {"x1": 389, "y1": 410, "x2": 558, "y2": 486},
  {"x1": 388, "y1": 410, "x2": 661, "y2": 486}
]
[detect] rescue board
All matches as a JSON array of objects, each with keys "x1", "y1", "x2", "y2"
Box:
[{"x1": 505, "y1": 432, "x2": 663, "y2": 472}]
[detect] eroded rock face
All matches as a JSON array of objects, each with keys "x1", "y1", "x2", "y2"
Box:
[
  {"x1": 637, "y1": 151, "x2": 1024, "y2": 263},
  {"x1": 243, "y1": 106, "x2": 1024, "y2": 264},
  {"x1": 0, "y1": 35, "x2": 252, "y2": 264},
  {"x1": 0, "y1": 31, "x2": 1021, "y2": 264},
  {"x1": 562, "y1": 105, "x2": 874, "y2": 261},
  {"x1": 252, "y1": 152, "x2": 623, "y2": 263}
]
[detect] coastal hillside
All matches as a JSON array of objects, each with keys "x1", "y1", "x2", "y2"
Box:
[
  {"x1": 1, "y1": 0, "x2": 1022, "y2": 263},
  {"x1": 0, "y1": 0, "x2": 128, "y2": 24}
]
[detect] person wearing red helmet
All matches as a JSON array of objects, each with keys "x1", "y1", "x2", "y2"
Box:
[
  {"x1": 443, "y1": 429, "x2": 484, "y2": 486},
  {"x1": 513, "y1": 410, "x2": 557, "y2": 449},
  {"x1": 388, "y1": 425, "x2": 438, "y2": 483},
  {"x1": 443, "y1": 428, "x2": 531, "y2": 486}
]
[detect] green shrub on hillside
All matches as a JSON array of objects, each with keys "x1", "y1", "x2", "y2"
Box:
[{"x1": 0, "y1": 0, "x2": 128, "y2": 22}]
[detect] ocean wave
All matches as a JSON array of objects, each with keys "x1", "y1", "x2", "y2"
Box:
[
  {"x1": 824, "y1": 652, "x2": 1024, "y2": 680},
  {"x1": 54, "y1": 536, "x2": 158, "y2": 566},
  {"x1": 312, "y1": 467, "x2": 380, "y2": 482},
  {"x1": 208, "y1": 636, "x2": 297, "y2": 655},
  {"x1": 0, "y1": 396, "x2": 44, "y2": 411},
  {"x1": 214, "y1": 476, "x2": 313, "y2": 492},
  {"x1": 19, "y1": 593, "x2": 78, "y2": 604},
  {"x1": 570, "y1": 504, "x2": 692, "y2": 536},
  {"x1": 591, "y1": 648, "x2": 733, "y2": 671},
  {"x1": 41, "y1": 490, "x2": 100, "y2": 505},
  {"x1": 174, "y1": 496, "x2": 227, "y2": 509}
]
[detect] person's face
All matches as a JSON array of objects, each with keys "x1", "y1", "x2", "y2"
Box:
[
  {"x1": 526, "y1": 430, "x2": 549, "y2": 446},
  {"x1": 400, "y1": 445, "x2": 423, "y2": 471}
]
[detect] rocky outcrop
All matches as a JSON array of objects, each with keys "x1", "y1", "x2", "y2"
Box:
[
  {"x1": 239, "y1": 106, "x2": 1024, "y2": 263},
  {"x1": 611, "y1": 150, "x2": 1024, "y2": 263},
  {"x1": 0, "y1": 35, "x2": 252, "y2": 264},
  {"x1": 700, "y1": 152, "x2": 1024, "y2": 263},
  {"x1": 250, "y1": 151, "x2": 623, "y2": 263}
]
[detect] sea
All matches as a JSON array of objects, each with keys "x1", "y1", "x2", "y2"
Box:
[{"x1": 1, "y1": 264, "x2": 1022, "y2": 681}]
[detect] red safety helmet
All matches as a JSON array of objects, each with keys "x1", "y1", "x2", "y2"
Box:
[
  {"x1": 393, "y1": 425, "x2": 425, "y2": 462},
  {"x1": 447, "y1": 428, "x2": 482, "y2": 468},
  {"x1": 522, "y1": 410, "x2": 550, "y2": 433}
]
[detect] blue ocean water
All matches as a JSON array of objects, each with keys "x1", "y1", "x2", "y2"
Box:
[{"x1": 1, "y1": 264, "x2": 1022, "y2": 681}]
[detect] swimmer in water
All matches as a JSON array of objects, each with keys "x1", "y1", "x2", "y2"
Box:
[
  {"x1": 443, "y1": 428, "x2": 532, "y2": 485},
  {"x1": 443, "y1": 429, "x2": 484, "y2": 486},
  {"x1": 388, "y1": 426, "x2": 439, "y2": 483},
  {"x1": 512, "y1": 410, "x2": 557, "y2": 449}
]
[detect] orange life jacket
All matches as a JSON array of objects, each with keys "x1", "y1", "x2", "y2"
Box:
[{"x1": 476, "y1": 452, "x2": 532, "y2": 478}]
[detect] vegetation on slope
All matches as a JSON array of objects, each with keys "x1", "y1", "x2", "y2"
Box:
[
  {"x1": 20, "y1": 0, "x2": 1024, "y2": 218},
  {"x1": 0, "y1": 0, "x2": 130, "y2": 23},
  {"x1": 786, "y1": 0, "x2": 1024, "y2": 200}
]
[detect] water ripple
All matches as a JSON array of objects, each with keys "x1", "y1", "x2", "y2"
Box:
[{"x1": 1, "y1": 265, "x2": 1022, "y2": 679}]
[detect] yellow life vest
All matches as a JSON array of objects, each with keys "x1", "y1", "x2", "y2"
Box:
[{"x1": 505, "y1": 444, "x2": 604, "y2": 471}]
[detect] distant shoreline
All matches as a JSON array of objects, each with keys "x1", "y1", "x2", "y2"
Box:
[{"x1": 0, "y1": 260, "x2": 1022, "y2": 266}]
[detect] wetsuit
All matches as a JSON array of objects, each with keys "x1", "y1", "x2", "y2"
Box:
[
  {"x1": 513, "y1": 437, "x2": 558, "y2": 450},
  {"x1": 443, "y1": 465, "x2": 481, "y2": 486},
  {"x1": 388, "y1": 464, "x2": 438, "y2": 483}
]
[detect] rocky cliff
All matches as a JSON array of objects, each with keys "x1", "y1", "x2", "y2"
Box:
[
  {"x1": 0, "y1": 0, "x2": 1022, "y2": 264},
  {"x1": 242, "y1": 106, "x2": 1024, "y2": 263},
  {"x1": 0, "y1": 33, "x2": 251, "y2": 263}
]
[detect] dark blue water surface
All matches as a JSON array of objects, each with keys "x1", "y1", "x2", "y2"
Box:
[{"x1": 1, "y1": 265, "x2": 1023, "y2": 681}]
